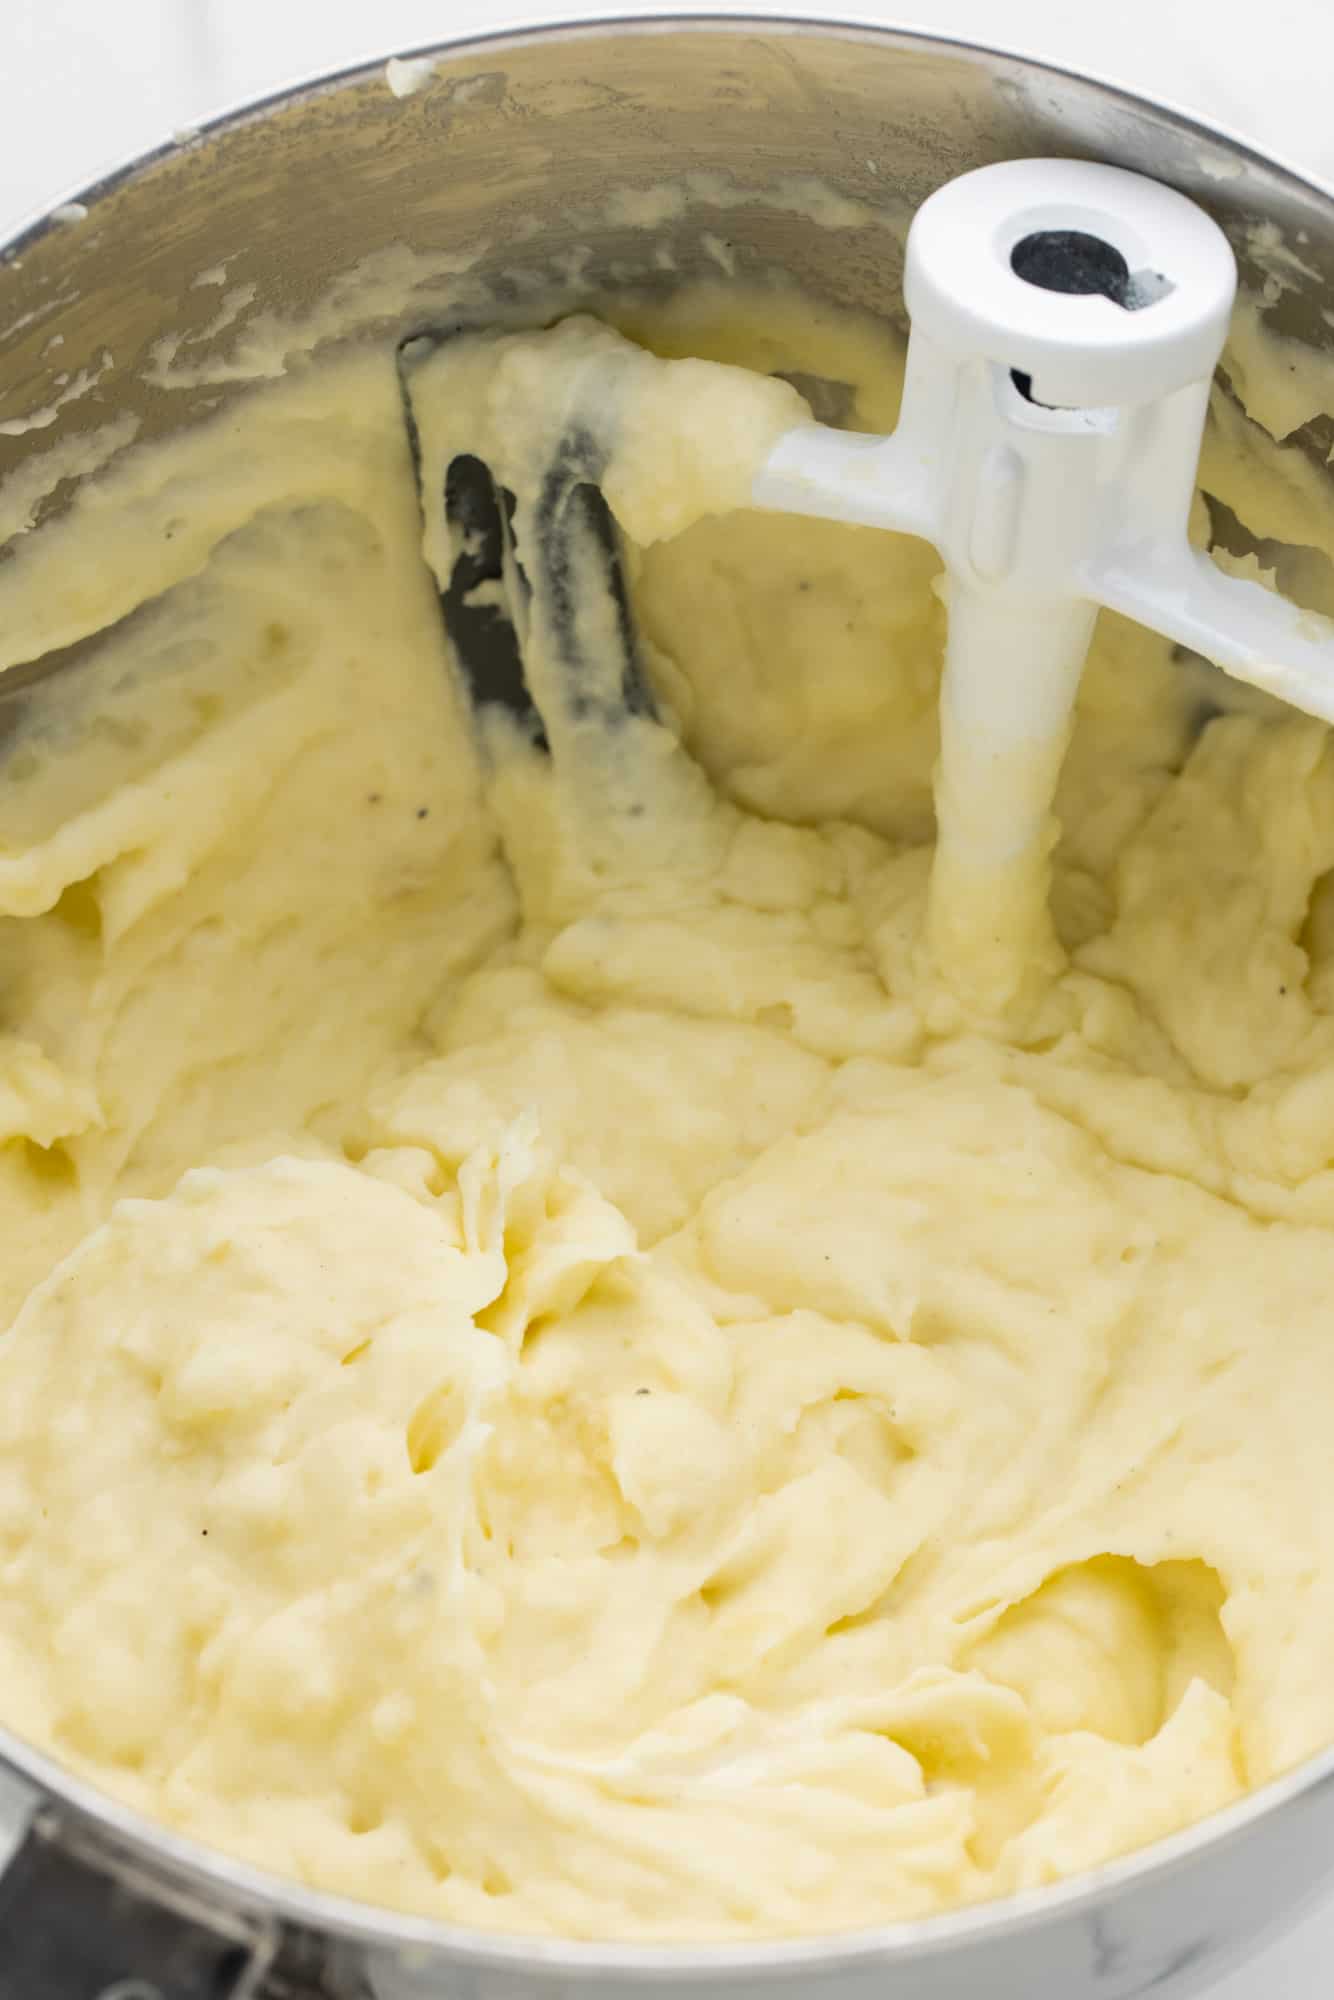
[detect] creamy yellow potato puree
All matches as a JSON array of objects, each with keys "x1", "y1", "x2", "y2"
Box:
[{"x1": 0, "y1": 283, "x2": 1332, "y2": 1943}]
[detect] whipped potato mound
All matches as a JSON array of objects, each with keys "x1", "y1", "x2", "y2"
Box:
[{"x1": 0, "y1": 285, "x2": 1332, "y2": 1942}]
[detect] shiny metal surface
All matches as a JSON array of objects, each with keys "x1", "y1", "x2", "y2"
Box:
[{"x1": 1, "y1": 14, "x2": 1334, "y2": 1999}]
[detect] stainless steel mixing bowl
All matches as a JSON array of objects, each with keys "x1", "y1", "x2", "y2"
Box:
[{"x1": 1, "y1": 15, "x2": 1332, "y2": 1999}]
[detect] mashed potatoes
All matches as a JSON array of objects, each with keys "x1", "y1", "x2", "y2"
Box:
[{"x1": 0, "y1": 287, "x2": 1331, "y2": 1941}]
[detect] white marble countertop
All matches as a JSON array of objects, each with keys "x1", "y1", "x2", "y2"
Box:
[{"x1": 2, "y1": 1, "x2": 1333, "y2": 1991}]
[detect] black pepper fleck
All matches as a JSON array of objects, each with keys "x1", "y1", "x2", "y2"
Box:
[{"x1": 416, "y1": 807, "x2": 429, "y2": 819}]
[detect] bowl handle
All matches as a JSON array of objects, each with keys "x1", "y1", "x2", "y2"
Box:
[{"x1": 0, "y1": 1804, "x2": 277, "y2": 2000}]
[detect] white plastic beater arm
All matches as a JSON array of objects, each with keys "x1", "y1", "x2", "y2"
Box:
[
  {"x1": 751, "y1": 423, "x2": 937, "y2": 541},
  {"x1": 1093, "y1": 549, "x2": 1334, "y2": 726},
  {"x1": 751, "y1": 327, "x2": 955, "y2": 541}
]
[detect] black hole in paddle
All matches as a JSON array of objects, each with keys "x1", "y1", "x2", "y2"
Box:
[{"x1": 1011, "y1": 230, "x2": 1132, "y2": 306}]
